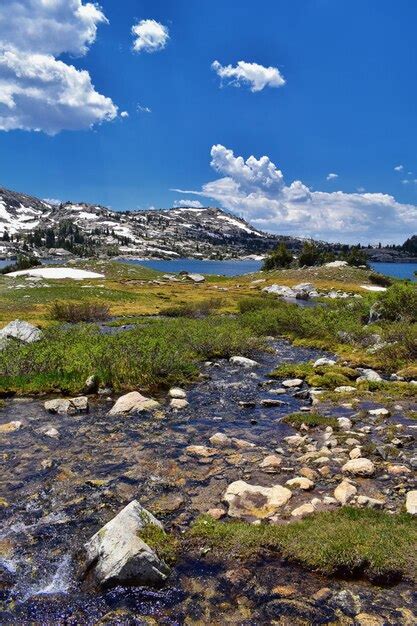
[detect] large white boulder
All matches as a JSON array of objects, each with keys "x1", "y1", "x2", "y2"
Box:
[
  {"x1": 0, "y1": 319, "x2": 42, "y2": 345},
  {"x1": 82, "y1": 500, "x2": 171, "y2": 587},
  {"x1": 223, "y1": 480, "x2": 292, "y2": 519},
  {"x1": 108, "y1": 392, "x2": 159, "y2": 416}
]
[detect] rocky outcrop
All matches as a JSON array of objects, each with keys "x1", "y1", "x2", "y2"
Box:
[{"x1": 81, "y1": 500, "x2": 171, "y2": 587}]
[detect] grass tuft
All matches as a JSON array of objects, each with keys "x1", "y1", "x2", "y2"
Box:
[
  {"x1": 139, "y1": 524, "x2": 178, "y2": 566},
  {"x1": 190, "y1": 508, "x2": 417, "y2": 582},
  {"x1": 281, "y1": 412, "x2": 338, "y2": 429}
]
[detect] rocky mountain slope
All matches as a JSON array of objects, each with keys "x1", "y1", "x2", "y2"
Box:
[{"x1": 0, "y1": 186, "x2": 298, "y2": 259}]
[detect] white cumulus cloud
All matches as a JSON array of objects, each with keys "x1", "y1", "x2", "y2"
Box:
[
  {"x1": 174, "y1": 144, "x2": 417, "y2": 244},
  {"x1": 173, "y1": 199, "x2": 204, "y2": 208},
  {"x1": 326, "y1": 172, "x2": 338, "y2": 181},
  {"x1": 212, "y1": 60, "x2": 285, "y2": 92},
  {"x1": 394, "y1": 164, "x2": 404, "y2": 172},
  {"x1": 132, "y1": 19, "x2": 169, "y2": 54},
  {"x1": 0, "y1": 0, "x2": 117, "y2": 134}
]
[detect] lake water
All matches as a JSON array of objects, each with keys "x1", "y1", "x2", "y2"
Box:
[
  {"x1": 370, "y1": 262, "x2": 417, "y2": 280},
  {"x1": 119, "y1": 257, "x2": 263, "y2": 276},
  {"x1": 1, "y1": 257, "x2": 416, "y2": 279}
]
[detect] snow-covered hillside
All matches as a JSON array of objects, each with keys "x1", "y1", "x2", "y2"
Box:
[{"x1": 0, "y1": 186, "x2": 296, "y2": 259}]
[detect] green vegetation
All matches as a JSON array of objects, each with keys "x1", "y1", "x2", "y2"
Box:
[
  {"x1": 281, "y1": 412, "x2": 338, "y2": 428},
  {"x1": 190, "y1": 508, "x2": 417, "y2": 582},
  {"x1": 0, "y1": 317, "x2": 262, "y2": 395},
  {"x1": 262, "y1": 243, "x2": 293, "y2": 270},
  {"x1": 139, "y1": 524, "x2": 178, "y2": 566},
  {"x1": 262, "y1": 241, "x2": 369, "y2": 271},
  {"x1": 49, "y1": 301, "x2": 110, "y2": 323},
  {"x1": 271, "y1": 362, "x2": 358, "y2": 389},
  {"x1": 379, "y1": 283, "x2": 417, "y2": 322},
  {"x1": 162, "y1": 297, "x2": 223, "y2": 318}
]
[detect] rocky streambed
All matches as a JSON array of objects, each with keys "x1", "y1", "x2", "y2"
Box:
[{"x1": 0, "y1": 339, "x2": 416, "y2": 624}]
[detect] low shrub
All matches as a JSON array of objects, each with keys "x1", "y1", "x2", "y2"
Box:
[
  {"x1": 368, "y1": 272, "x2": 392, "y2": 287},
  {"x1": 162, "y1": 298, "x2": 223, "y2": 318},
  {"x1": 379, "y1": 283, "x2": 417, "y2": 322},
  {"x1": 49, "y1": 301, "x2": 110, "y2": 323},
  {"x1": 238, "y1": 296, "x2": 277, "y2": 314}
]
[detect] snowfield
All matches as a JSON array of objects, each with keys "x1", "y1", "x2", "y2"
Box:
[
  {"x1": 360, "y1": 284, "x2": 387, "y2": 292},
  {"x1": 6, "y1": 268, "x2": 105, "y2": 280}
]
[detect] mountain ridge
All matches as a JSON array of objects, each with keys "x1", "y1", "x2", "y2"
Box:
[{"x1": 0, "y1": 186, "x2": 297, "y2": 259}]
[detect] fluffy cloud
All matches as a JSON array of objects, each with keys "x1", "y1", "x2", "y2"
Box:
[
  {"x1": 326, "y1": 172, "x2": 338, "y2": 180},
  {"x1": 175, "y1": 144, "x2": 417, "y2": 244},
  {"x1": 0, "y1": 0, "x2": 117, "y2": 134},
  {"x1": 1, "y1": 0, "x2": 107, "y2": 57},
  {"x1": 173, "y1": 199, "x2": 204, "y2": 208},
  {"x1": 394, "y1": 164, "x2": 404, "y2": 172},
  {"x1": 132, "y1": 19, "x2": 169, "y2": 54},
  {"x1": 212, "y1": 60, "x2": 285, "y2": 92}
]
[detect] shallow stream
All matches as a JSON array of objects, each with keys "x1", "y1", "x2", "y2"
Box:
[{"x1": 1, "y1": 339, "x2": 416, "y2": 624}]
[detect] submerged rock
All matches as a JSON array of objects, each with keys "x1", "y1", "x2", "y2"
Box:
[
  {"x1": 223, "y1": 480, "x2": 292, "y2": 519},
  {"x1": 108, "y1": 392, "x2": 159, "y2": 416},
  {"x1": 0, "y1": 420, "x2": 22, "y2": 433},
  {"x1": 44, "y1": 427, "x2": 60, "y2": 439},
  {"x1": 82, "y1": 500, "x2": 171, "y2": 587}
]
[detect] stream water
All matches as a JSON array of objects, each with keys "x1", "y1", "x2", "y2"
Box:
[{"x1": 0, "y1": 339, "x2": 416, "y2": 624}]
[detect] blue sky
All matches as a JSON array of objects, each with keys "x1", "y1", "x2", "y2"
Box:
[{"x1": 0, "y1": 0, "x2": 416, "y2": 243}]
